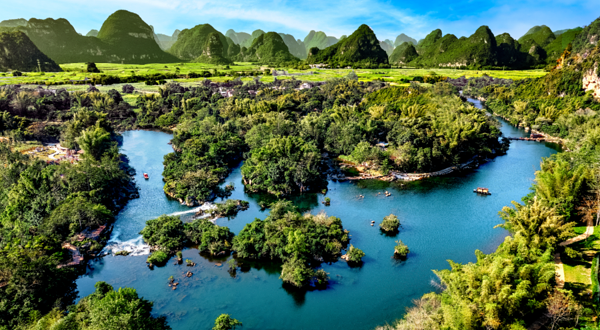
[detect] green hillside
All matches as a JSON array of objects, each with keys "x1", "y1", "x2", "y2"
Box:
[
  {"x1": 86, "y1": 29, "x2": 98, "y2": 37},
  {"x1": 0, "y1": 30, "x2": 61, "y2": 72},
  {"x1": 13, "y1": 11, "x2": 178, "y2": 64},
  {"x1": 235, "y1": 32, "x2": 298, "y2": 64},
  {"x1": 0, "y1": 19, "x2": 27, "y2": 28},
  {"x1": 226, "y1": 29, "x2": 251, "y2": 45},
  {"x1": 518, "y1": 25, "x2": 555, "y2": 54},
  {"x1": 306, "y1": 25, "x2": 388, "y2": 67},
  {"x1": 379, "y1": 40, "x2": 394, "y2": 56},
  {"x1": 572, "y1": 17, "x2": 600, "y2": 55},
  {"x1": 278, "y1": 33, "x2": 306, "y2": 59},
  {"x1": 394, "y1": 33, "x2": 417, "y2": 47},
  {"x1": 303, "y1": 30, "x2": 338, "y2": 50},
  {"x1": 412, "y1": 26, "x2": 498, "y2": 68},
  {"x1": 416, "y1": 29, "x2": 442, "y2": 54},
  {"x1": 495, "y1": 33, "x2": 527, "y2": 68},
  {"x1": 544, "y1": 27, "x2": 583, "y2": 64},
  {"x1": 96, "y1": 10, "x2": 179, "y2": 63},
  {"x1": 241, "y1": 29, "x2": 266, "y2": 48},
  {"x1": 168, "y1": 23, "x2": 237, "y2": 64},
  {"x1": 389, "y1": 42, "x2": 418, "y2": 65},
  {"x1": 154, "y1": 30, "x2": 180, "y2": 50}
]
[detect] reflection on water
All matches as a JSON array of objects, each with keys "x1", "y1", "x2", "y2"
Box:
[{"x1": 76, "y1": 103, "x2": 559, "y2": 330}]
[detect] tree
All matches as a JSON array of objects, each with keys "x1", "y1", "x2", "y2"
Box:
[
  {"x1": 394, "y1": 240, "x2": 410, "y2": 258},
  {"x1": 213, "y1": 314, "x2": 242, "y2": 330},
  {"x1": 346, "y1": 245, "x2": 365, "y2": 263},
  {"x1": 380, "y1": 214, "x2": 400, "y2": 233},
  {"x1": 76, "y1": 124, "x2": 112, "y2": 161},
  {"x1": 86, "y1": 62, "x2": 101, "y2": 73},
  {"x1": 546, "y1": 289, "x2": 582, "y2": 330},
  {"x1": 280, "y1": 257, "x2": 314, "y2": 287}
]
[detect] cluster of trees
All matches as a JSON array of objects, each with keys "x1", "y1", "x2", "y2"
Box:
[
  {"x1": 20, "y1": 282, "x2": 171, "y2": 330},
  {"x1": 0, "y1": 115, "x2": 134, "y2": 327},
  {"x1": 481, "y1": 47, "x2": 600, "y2": 145},
  {"x1": 382, "y1": 150, "x2": 594, "y2": 329},
  {"x1": 233, "y1": 200, "x2": 351, "y2": 287},
  {"x1": 152, "y1": 77, "x2": 506, "y2": 203},
  {"x1": 382, "y1": 41, "x2": 600, "y2": 330},
  {"x1": 140, "y1": 214, "x2": 236, "y2": 264}
]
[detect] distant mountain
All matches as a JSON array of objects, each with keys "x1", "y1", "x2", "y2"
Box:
[
  {"x1": 0, "y1": 19, "x2": 27, "y2": 28},
  {"x1": 306, "y1": 25, "x2": 388, "y2": 66},
  {"x1": 86, "y1": 29, "x2": 99, "y2": 37},
  {"x1": 0, "y1": 31, "x2": 61, "y2": 72},
  {"x1": 154, "y1": 30, "x2": 180, "y2": 50},
  {"x1": 394, "y1": 33, "x2": 417, "y2": 47},
  {"x1": 168, "y1": 24, "x2": 238, "y2": 64},
  {"x1": 236, "y1": 32, "x2": 298, "y2": 63},
  {"x1": 96, "y1": 10, "x2": 179, "y2": 63},
  {"x1": 241, "y1": 30, "x2": 266, "y2": 48},
  {"x1": 10, "y1": 10, "x2": 179, "y2": 64},
  {"x1": 226, "y1": 29, "x2": 251, "y2": 46},
  {"x1": 303, "y1": 31, "x2": 338, "y2": 51},
  {"x1": 389, "y1": 42, "x2": 418, "y2": 65},
  {"x1": 518, "y1": 25, "x2": 555, "y2": 53},
  {"x1": 278, "y1": 33, "x2": 306, "y2": 59},
  {"x1": 411, "y1": 26, "x2": 499, "y2": 68},
  {"x1": 379, "y1": 40, "x2": 393, "y2": 56}
]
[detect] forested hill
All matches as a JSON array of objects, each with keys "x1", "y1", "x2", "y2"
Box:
[
  {"x1": 0, "y1": 31, "x2": 62, "y2": 72},
  {"x1": 393, "y1": 24, "x2": 583, "y2": 69},
  {"x1": 306, "y1": 24, "x2": 389, "y2": 67},
  {"x1": 234, "y1": 32, "x2": 299, "y2": 63},
  {"x1": 6, "y1": 10, "x2": 178, "y2": 64},
  {"x1": 168, "y1": 24, "x2": 239, "y2": 64}
]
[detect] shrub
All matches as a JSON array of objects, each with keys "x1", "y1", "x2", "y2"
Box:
[
  {"x1": 86, "y1": 62, "x2": 101, "y2": 73},
  {"x1": 12, "y1": 71, "x2": 22, "y2": 77},
  {"x1": 346, "y1": 245, "x2": 365, "y2": 263},
  {"x1": 380, "y1": 214, "x2": 400, "y2": 233},
  {"x1": 122, "y1": 84, "x2": 135, "y2": 93},
  {"x1": 394, "y1": 240, "x2": 410, "y2": 258},
  {"x1": 147, "y1": 250, "x2": 169, "y2": 265}
]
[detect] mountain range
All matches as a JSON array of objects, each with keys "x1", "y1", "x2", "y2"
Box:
[{"x1": 0, "y1": 9, "x2": 588, "y2": 70}]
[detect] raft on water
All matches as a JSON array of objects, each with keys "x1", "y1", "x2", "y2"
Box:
[{"x1": 473, "y1": 187, "x2": 491, "y2": 195}]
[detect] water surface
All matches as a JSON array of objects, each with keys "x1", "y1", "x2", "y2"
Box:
[{"x1": 76, "y1": 102, "x2": 558, "y2": 330}]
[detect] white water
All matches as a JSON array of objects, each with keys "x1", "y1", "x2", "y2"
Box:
[{"x1": 102, "y1": 203, "x2": 219, "y2": 256}]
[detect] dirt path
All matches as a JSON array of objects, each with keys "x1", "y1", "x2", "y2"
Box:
[{"x1": 555, "y1": 218, "x2": 594, "y2": 288}]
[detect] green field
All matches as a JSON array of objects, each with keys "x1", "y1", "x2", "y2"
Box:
[{"x1": 0, "y1": 62, "x2": 548, "y2": 89}]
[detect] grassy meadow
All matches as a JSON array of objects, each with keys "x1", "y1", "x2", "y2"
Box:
[{"x1": 0, "y1": 62, "x2": 548, "y2": 91}]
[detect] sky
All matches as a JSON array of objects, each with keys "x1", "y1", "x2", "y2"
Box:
[{"x1": 2, "y1": 0, "x2": 599, "y2": 42}]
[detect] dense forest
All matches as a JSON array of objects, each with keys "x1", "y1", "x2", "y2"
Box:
[{"x1": 379, "y1": 35, "x2": 600, "y2": 330}]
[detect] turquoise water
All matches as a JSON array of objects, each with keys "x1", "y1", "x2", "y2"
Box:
[{"x1": 76, "y1": 101, "x2": 558, "y2": 330}]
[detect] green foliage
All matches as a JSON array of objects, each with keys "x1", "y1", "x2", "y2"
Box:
[
  {"x1": 168, "y1": 24, "x2": 236, "y2": 64},
  {"x1": 394, "y1": 240, "x2": 409, "y2": 257},
  {"x1": 184, "y1": 218, "x2": 234, "y2": 254},
  {"x1": 280, "y1": 257, "x2": 315, "y2": 287},
  {"x1": 147, "y1": 250, "x2": 169, "y2": 265},
  {"x1": 572, "y1": 17, "x2": 600, "y2": 54},
  {"x1": 346, "y1": 245, "x2": 365, "y2": 263},
  {"x1": 76, "y1": 124, "x2": 113, "y2": 161},
  {"x1": 306, "y1": 25, "x2": 389, "y2": 68},
  {"x1": 235, "y1": 32, "x2": 298, "y2": 64},
  {"x1": 380, "y1": 214, "x2": 400, "y2": 233},
  {"x1": 212, "y1": 314, "x2": 242, "y2": 330},
  {"x1": 21, "y1": 12, "x2": 177, "y2": 64},
  {"x1": 233, "y1": 201, "x2": 348, "y2": 261},
  {"x1": 23, "y1": 282, "x2": 171, "y2": 330},
  {"x1": 389, "y1": 42, "x2": 419, "y2": 65},
  {"x1": 0, "y1": 31, "x2": 61, "y2": 72},
  {"x1": 86, "y1": 62, "x2": 101, "y2": 73},
  {"x1": 304, "y1": 31, "x2": 339, "y2": 51},
  {"x1": 140, "y1": 215, "x2": 186, "y2": 252},
  {"x1": 241, "y1": 136, "x2": 321, "y2": 195}
]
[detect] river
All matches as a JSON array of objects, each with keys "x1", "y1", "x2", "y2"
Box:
[{"x1": 75, "y1": 99, "x2": 559, "y2": 330}]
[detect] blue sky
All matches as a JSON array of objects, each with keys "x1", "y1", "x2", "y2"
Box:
[{"x1": 2, "y1": 0, "x2": 598, "y2": 42}]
